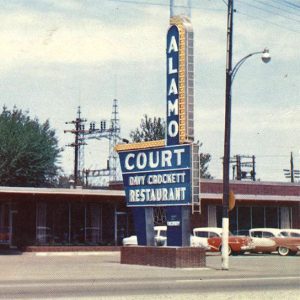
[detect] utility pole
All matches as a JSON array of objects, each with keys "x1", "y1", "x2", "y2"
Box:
[
  {"x1": 64, "y1": 106, "x2": 86, "y2": 187},
  {"x1": 284, "y1": 152, "x2": 300, "y2": 182},
  {"x1": 222, "y1": 0, "x2": 234, "y2": 271},
  {"x1": 290, "y1": 152, "x2": 294, "y2": 183},
  {"x1": 252, "y1": 155, "x2": 256, "y2": 181},
  {"x1": 236, "y1": 155, "x2": 241, "y2": 180}
]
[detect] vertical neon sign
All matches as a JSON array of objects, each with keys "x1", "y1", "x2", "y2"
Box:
[{"x1": 167, "y1": 25, "x2": 180, "y2": 145}]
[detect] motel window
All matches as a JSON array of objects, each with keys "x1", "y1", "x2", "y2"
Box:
[
  {"x1": 229, "y1": 208, "x2": 237, "y2": 233},
  {"x1": 265, "y1": 207, "x2": 279, "y2": 228},
  {"x1": 85, "y1": 203, "x2": 102, "y2": 244},
  {"x1": 252, "y1": 206, "x2": 264, "y2": 228},
  {"x1": 71, "y1": 202, "x2": 85, "y2": 245},
  {"x1": 280, "y1": 207, "x2": 291, "y2": 228},
  {"x1": 50, "y1": 202, "x2": 69, "y2": 244},
  {"x1": 216, "y1": 205, "x2": 291, "y2": 232},
  {"x1": 238, "y1": 207, "x2": 251, "y2": 231},
  {"x1": 36, "y1": 201, "x2": 104, "y2": 246}
]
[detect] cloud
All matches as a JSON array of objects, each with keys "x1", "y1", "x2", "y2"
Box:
[{"x1": 0, "y1": 5, "x2": 166, "y2": 72}]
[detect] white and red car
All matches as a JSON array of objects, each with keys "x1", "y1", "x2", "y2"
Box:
[
  {"x1": 249, "y1": 228, "x2": 300, "y2": 256},
  {"x1": 192, "y1": 227, "x2": 254, "y2": 255}
]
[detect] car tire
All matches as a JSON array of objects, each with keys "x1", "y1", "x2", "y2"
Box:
[{"x1": 278, "y1": 246, "x2": 290, "y2": 256}]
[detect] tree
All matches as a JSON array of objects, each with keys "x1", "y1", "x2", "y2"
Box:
[
  {"x1": 0, "y1": 106, "x2": 62, "y2": 187},
  {"x1": 130, "y1": 114, "x2": 165, "y2": 142},
  {"x1": 200, "y1": 147, "x2": 213, "y2": 179},
  {"x1": 129, "y1": 114, "x2": 213, "y2": 179}
]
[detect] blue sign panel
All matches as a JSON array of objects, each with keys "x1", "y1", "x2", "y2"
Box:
[
  {"x1": 118, "y1": 144, "x2": 191, "y2": 207},
  {"x1": 166, "y1": 25, "x2": 180, "y2": 146}
]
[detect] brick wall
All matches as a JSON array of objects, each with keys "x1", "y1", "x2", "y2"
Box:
[
  {"x1": 200, "y1": 179, "x2": 300, "y2": 196},
  {"x1": 121, "y1": 246, "x2": 206, "y2": 268}
]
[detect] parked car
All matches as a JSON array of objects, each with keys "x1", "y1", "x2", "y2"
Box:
[
  {"x1": 249, "y1": 228, "x2": 300, "y2": 256},
  {"x1": 122, "y1": 226, "x2": 167, "y2": 246},
  {"x1": 192, "y1": 227, "x2": 254, "y2": 255},
  {"x1": 190, "y1": 234, "x2": 210, "y2": 249},
  {"x1": 122, "y1": 226, "x2": 209, "y2": 249},
  {"x1": 122, "y1": 235, "x2": 138, "y2": 246}
]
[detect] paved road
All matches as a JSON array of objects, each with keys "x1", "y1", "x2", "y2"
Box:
[{"x1": 0, "y1": 252, "x2": 299, "y2": 299}]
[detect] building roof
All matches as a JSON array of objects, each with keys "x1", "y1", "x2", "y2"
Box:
[
  {"x1": 0, "y1": 186, "x2": 125, "y2": 202},
  {"x1": 0, "y1": 179, "x2": 300, "y2": 203}
]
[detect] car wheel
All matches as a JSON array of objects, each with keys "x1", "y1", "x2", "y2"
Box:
[{"x1": 278, "y1": 246, "x2": 290, "y2": 256}]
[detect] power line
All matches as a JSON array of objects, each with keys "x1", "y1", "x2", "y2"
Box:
[
  {"x1": 261, "y1": 0, "x2": 300, "y2": 18},
  {"x1": 112, "y1": 0, "x2": 300, "y2": 34},
  {"x1": 256, "y1": 155, "x2": 292, "y2": 158},
  {"x1": 236, "y1": 10, "x2": 300, "y2": 34},
  {"x1": 237, "y1": 0, "x2": 300, "y2": 24},
  {"x1": 109, "y1": 0, "x2": 224, "y2": 11},
  {"x1": 270, "y1": 0, "x2": 300, "y2": 12},
  {"x1": 281, "y1": 0, "x2": 300, "y2": 9}
]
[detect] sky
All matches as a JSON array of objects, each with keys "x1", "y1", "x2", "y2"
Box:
[{"x1": 1, "y1": 0, "x2": 300, "y2": 183}]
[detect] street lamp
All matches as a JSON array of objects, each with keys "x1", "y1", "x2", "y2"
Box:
[
  {"x1": 231, "y1": 48, "x2": 271, "y2": 83},
  {"x1": 222, "y1": 1, "x2": 271, "y2": 271}
]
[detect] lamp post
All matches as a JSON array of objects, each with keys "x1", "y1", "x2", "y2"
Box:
[{"x1": 222, "y1": 0, "x2": 271, "y2": 270}]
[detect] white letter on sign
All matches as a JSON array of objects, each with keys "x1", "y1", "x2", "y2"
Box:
[
  {"x1": 125, "y1": 153, "x2": 135, "y2": 171},
  {"x1": 161, "y1": 150, "x2": 172, "y2": 167},
  {"x1": 168, "y1": 36, "x2": 178, "y2": 53},
  {"x1": 174, "y1": 148, "x2": 185, "y2": 166},
  {"x1": 168, "y1": 120, "x2": 179, "y2": 138},
  {"x1": 168, "y1": 99, "x2": 178, "y2": 117},
  {"x1": 168, "y1": 57, "x2": 177, "y2": 74},
  {"x1": 168, "y1": 78, "x2": 178, "y2": 96},
  {"x1": 136, "y1": 152, "x2": 147, "y2": 170}
]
